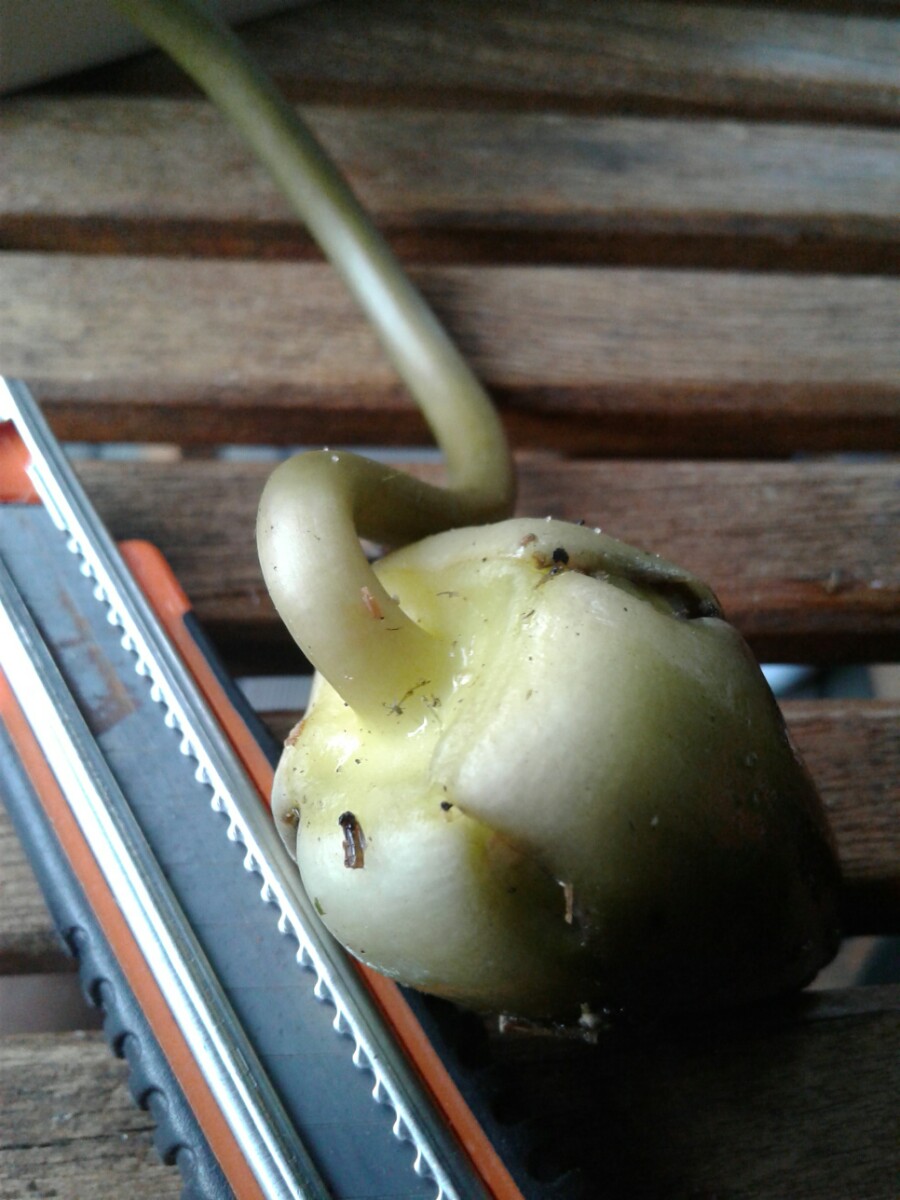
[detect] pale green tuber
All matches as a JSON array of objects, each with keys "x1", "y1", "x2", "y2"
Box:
[
  {"x1": 265, "y1": 515, "x2": 840, "y2": 1019},
  {"x1": 113, "y1": 0, "x2": 841, "y2": 1022}
]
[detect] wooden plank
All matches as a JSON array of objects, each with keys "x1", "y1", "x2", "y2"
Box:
[
  {"x1": 3, "y1": 100, "x2": 898, "y2": 270},
  {"x1": 0, "y1": 1032, "x2": 181, "y2": 1199},
  {"x1": 0, "y1": 697, "x2": 896, "y2": 974},
  {"x1": 778, "y1": 701, "x2": 900, "y2": 934},
  {"x1": 68, "y1": 456, "x2": 900, "y2": 664},
  {"x1": 487, "y1": 985, "x2": 900, "y2": 1199},
  {"x1": 3, "y1": 256, "x2": 898, "y2": 456},
  {"x1": 0, "y1": 992, "x2": 897, "y2": 1200},
  {"x1": 58, "y1": 0, "x2": 900, "y2": 127}
]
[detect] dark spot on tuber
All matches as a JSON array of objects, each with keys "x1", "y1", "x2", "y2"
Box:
[{"x1": 339, "y1": 811, "x2": 367, "y2": 869}]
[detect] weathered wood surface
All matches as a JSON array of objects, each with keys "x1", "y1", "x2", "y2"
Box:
[
  {"x1": 0, "y1": 998, "x2": 896, "y2": 1199},
  {"x1": 488, "y1": 985, "x2": 900, "y2": 1199},
  {"x1": 68, "y1": 456, "x2": 900, "y2": 664},
  {"x1": 58, "y1": 0, "x2": 900, "y2": 128},
  {"x1": 3, "y1": 100, "x2": 899, "y2": 269},
  {"x1": 780, "y1": 701, "x2": 900, "y2": 933},
  {"x1": 3, "y1": 255, "x2": 898, "y2": 456},
  {"x1": 2, "y1": 700, "x2": 896, "y2": 977},
  {"x1": 0, "y1": 1032, "x2": 182, "y2": 1199}
]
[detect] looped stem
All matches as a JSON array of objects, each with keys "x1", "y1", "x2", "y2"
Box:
[{"x1": 257, "y1": 450, "x2": 488, "y2": 718}]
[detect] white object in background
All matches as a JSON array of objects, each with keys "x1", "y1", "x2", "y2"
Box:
[{"x1": 0, "y1": 0, "x2": 304, "y2": 94}]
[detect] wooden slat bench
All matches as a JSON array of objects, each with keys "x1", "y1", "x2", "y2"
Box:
[{"x1": 1, "y1": 3, "x2": 897, "y2": 1197}]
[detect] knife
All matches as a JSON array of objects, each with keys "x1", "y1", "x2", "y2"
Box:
[{"x1": 0, "y1": 377, "x2": 547, "y2": 1199}]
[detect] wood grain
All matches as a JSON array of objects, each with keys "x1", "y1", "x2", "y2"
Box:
[
  {"x1": 54, "y1": 0, "x2": 900, "y2": 127},
  {"x1": 0, "y1": 1032, "x2": 181, "y2": 1199},
  {"x1": 780, "y1": 701, "x2": 900, "y2": 933},
  {"x1": 0, "y1": 993, "x2": 897, "y2": 1200},
  {"x1": 3, "y1": 255, "x2": 898, "y2": 456},
  {"x1": 69, "y1": 456, "x2": 900, "y2": 664},
  {"x1": 487, "y1": 985, "x2": 900, "y2": 1199},
  {"x1": 2, "y1": 100, "x2": 898, "y2": 270}
]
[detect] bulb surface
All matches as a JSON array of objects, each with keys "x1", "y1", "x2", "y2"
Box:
[{"x1": 272, "y1": 519, "x2": 840, "y2": 1020}]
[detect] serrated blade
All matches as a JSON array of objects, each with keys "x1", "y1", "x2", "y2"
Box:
[
  {"x1": 0, "y1": 377, "x2": 493, "y2": 1200},
  {"x1": 0, "y1": 544, "x2": 331, "y2": 1200}
]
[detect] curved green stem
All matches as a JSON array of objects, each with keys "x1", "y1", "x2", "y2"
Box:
[
  {"x1": 257, "y1": 450, "x2": 468, "y2": 717},
  {"x1": 108, "y1": 0, "x2": 513, "y2": 514},
  {"x1": 108, "y1": 0, "x2": 516, "y2": 709}
]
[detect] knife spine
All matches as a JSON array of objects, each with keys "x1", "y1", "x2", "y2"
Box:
[{"x1": 1, "y1": 377, "x2": 504, "y2": 1200}]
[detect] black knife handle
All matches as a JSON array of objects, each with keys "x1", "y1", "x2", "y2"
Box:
[{"x1": 0, "y1": 718, "x2": 233, "y2": 1200}]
